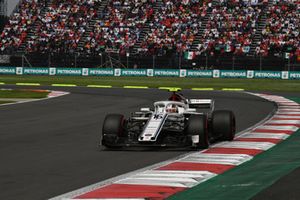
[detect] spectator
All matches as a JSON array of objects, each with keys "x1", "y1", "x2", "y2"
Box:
[
  {"x1": 258, "y1": 0, "x2": 299, "y2": 58},
  {"x1": 197, "y1": 0, "x2": 265, "y2": 56},
  {"x1": 80, "y1": 0, "x2": 155, "y2": 55},
  {"x1": 138, "y1": 0, "x2": 211, "y2": 55},
  {"x1": 25, "y1": 0, "x2": 101, "y2": 53},
  {"x1": 0, "y1": 0, "x2": 42, "y2": 53}
]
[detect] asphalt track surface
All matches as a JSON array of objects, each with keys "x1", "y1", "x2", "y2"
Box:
[{"x1": 0, "y1": 86, "x2": 276, "y2": 200}]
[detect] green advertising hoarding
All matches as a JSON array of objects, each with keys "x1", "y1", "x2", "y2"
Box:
[
  {"x1": 0, "y1": 67, "x2": 16, "y2": 74},
  {"x1": 253, "y1": 71, "x2": 282, "y2": 79},
  {"x1": 289, "y1": 72, "x2": 300, "y2": 79},
  {"x1": 89, "y1": 68, "x2": 114, "y2": 76},
  {"x1": 186, "y1": 70, "x2": 213, "y2": 78},
  {"x1": 23, "y1": 67, "x2": 49, "y2": 75},
  {"x1": 0, "y1": 67, "x2": 299, "y2": 80},
  {"x1": 121, "y1": 69, "x2": 147, "y2": 76},
  {"x1": 154, "y1": 69, "x2": 180, "y2": 77},
  {"x1": 220, "y1": 70, "x2": 247, "y2": 78},
  {"x1": 56, "y1": 68, "x2": 82, "y2": 76}
]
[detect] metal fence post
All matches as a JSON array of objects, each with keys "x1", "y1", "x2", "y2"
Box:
[
  {"x1": 22, "y1": 54, "x2": 24, "y2": 67},
  {"x1": 126, "y1": 52, "x2": 129, "y2": 68},
  {"x1": 99, "y1": 53, "x2": 103, "y2": 67}
]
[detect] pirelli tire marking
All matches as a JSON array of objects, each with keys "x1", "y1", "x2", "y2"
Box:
[{"x1": 50, "y1": 93, "x2": 300, "y2": 200}]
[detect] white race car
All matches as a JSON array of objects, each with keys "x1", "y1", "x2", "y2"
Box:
[{"x1": 101, "y1": 92, "x2": 236, "y2": 149}]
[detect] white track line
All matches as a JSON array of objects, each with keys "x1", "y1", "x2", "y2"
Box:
[{"x1": 0, "y1": 90, "x2": 69, "y2": 107}]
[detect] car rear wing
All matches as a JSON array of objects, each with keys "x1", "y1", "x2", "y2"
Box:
[{"x1": 188, "y1": 99, "x2": 214, "y2": 110}]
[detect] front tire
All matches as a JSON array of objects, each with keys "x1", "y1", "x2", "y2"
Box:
[
  {"x1": 101, "y1": 114, "x2": 125, "y2": 148},
  {"x1": 212, "y1": 110, "x2": 236, "y2": 141},
  {"x1": 186, "y1": 115, "x2": 209, "y2": 149}
]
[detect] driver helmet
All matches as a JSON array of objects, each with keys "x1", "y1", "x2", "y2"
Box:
[{"x1": 166, "y1": 104, "x2": 178, "y2": 113}]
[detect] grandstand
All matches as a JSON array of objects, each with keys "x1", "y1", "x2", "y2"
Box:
[
  {"x1": 0, "y1": 0, "x2": 299, "y2": 70},
  {"x1": 0, "y1": 0, "x2": 8, "y2": 50},
  {"x1": 0, "y1": 0, "x2": 7, "y2": 16}
]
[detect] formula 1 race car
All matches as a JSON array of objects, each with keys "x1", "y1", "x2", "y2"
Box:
[{"x1": 101, "y1": 92, "x2": 236, "y2": 149}]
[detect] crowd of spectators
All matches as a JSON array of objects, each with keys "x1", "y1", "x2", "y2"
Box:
[
  {"x1": 0, "y1": 0, "x2": 299, "y2": 60},
  {"x1": 25, "y1": 0, "x2": 101, "y2": 53},
  {"x1": 137, "y1": 0, "x2": 212, "y2": 56},
  {"x1": 80, "y1": 0, "x2": 155, "y2": 55},
  {"x1": 196, "y1": 0, "x2": 267, "y2": 56},
  {"x1": 257, "y1": 0, "x2": 299, "y2": 58},
  {"x1": 0, "y1": 0, "x2": 45, "y2": 53}
]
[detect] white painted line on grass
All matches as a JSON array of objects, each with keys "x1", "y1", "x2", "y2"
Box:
[
  {"x1": 87, "y1": 85, "x2": 112, "y2": 88},
  {"x1": 16, "y1": 83, "x2": 41, "y2": 86},
  {"x1": 52, "y1": 84, "x2": 77, "y2": 87}
]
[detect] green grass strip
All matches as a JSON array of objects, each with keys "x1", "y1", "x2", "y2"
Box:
[
  {"x1": 0, "y1": 101, "x2": 14, "y2": 104},
  {"x1": 168, "y1": 98, "x2": 300, "y2": 200},
  {"x1": 0, "y1": 82, "x2": 4, "y2": 85},
  {"x1": 51, "y1": 84, "x2": 77, "y2": 87},
  {"x1": 16, "y1": 83, "x2": 41, "y2": 86},
  {"x1": 191, "y1": 88, "x2": 214, "y2": 91},
  {"x1": 222, "y1": 88, "x2": 245, "y2": 91},
  {"x1": 87, "y1": 85, "x2": 112, "y2": 88},
  {"x1": 1, "y1": 75, "x2": 300, "y2": 92},
  {"x1": 123, "y1": 86, "x2": 149, "y2": 89}
]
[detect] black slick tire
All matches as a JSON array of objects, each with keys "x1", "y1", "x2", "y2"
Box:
[
  {"x1": 212, "y1": 110, "x2": 236, "y2": 141},
  {"x1": 101, "y1": 114, "x2": 125, "y2": 147},
  {"x1": 186, "y1": 115, "x2": 209, "y2": 149}
]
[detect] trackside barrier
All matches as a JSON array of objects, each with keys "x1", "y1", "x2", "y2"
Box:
[{"x1": 0, "y1": 67, "x2": 300, "y2": 80}]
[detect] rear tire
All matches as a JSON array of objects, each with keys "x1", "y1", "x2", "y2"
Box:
[
  {"x1": 101, "y1": 114, "x2": 125, "y2": 148},
  {"x1": 212, "y1": 110, "x2": 235, "y2": 141},
  {"x1": 186, "y1": 115, "x2": 209, "y2": 149}
]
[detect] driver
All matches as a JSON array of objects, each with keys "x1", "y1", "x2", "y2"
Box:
[{"x1": 166, "y1": 104, "x2": 178, "y2": 113}]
